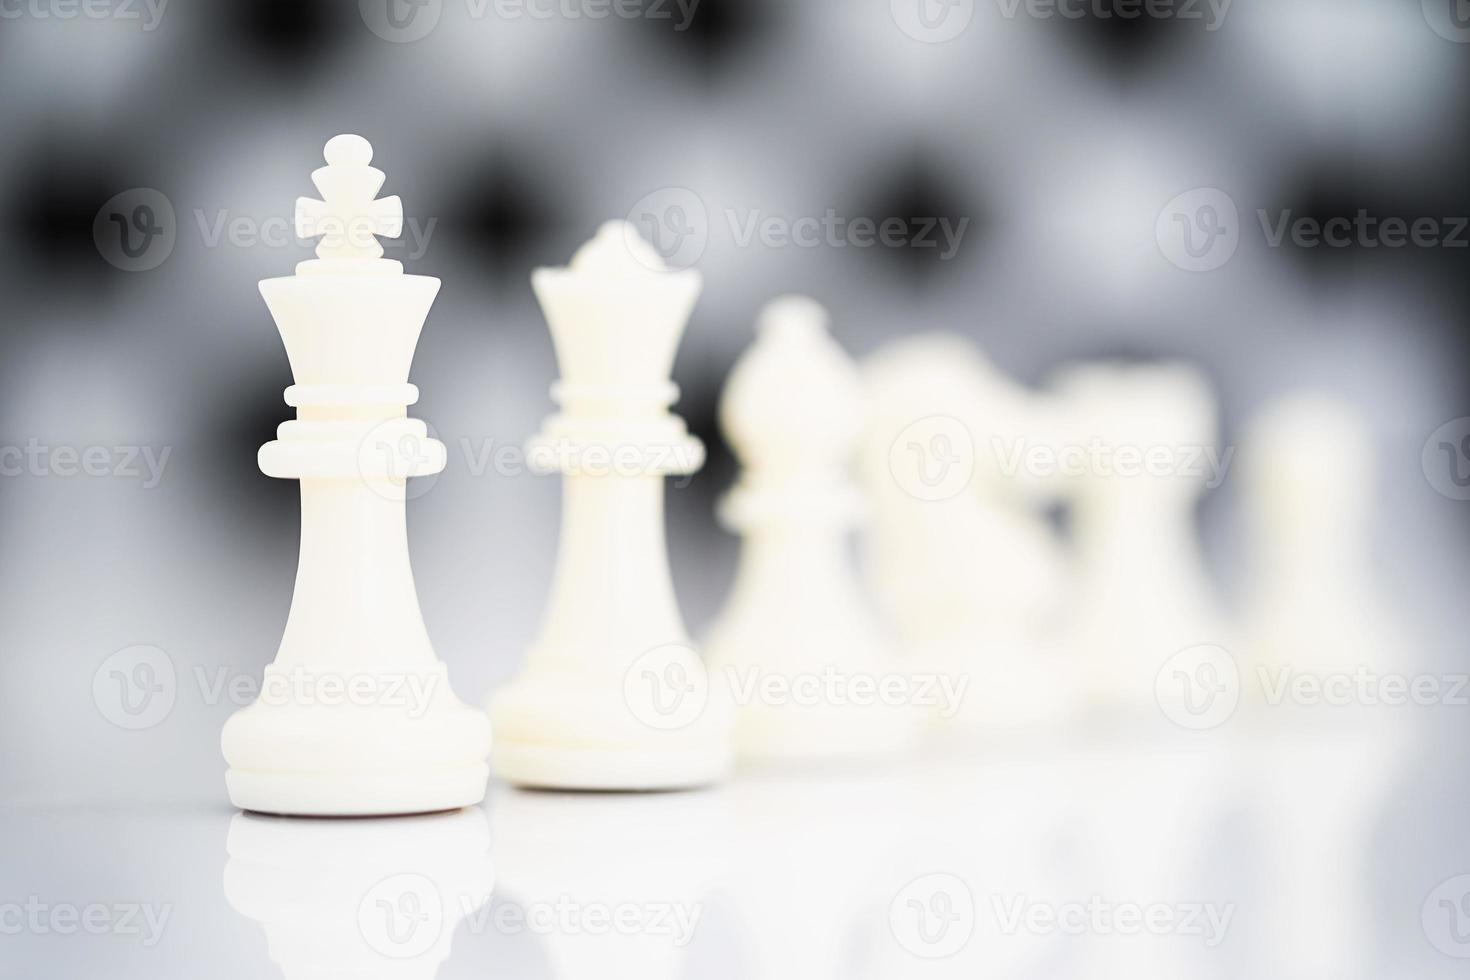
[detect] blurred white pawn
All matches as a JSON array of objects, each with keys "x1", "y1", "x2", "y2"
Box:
[
  {"x1": 704, "y1": 297, "x2": 921, "y2": 763},
  {"x1": 1239, "y1": 394, "x2": 1411, "y2": 980},
  {"x1": 1241, "y1": 394, "x2": 1410, "y2": 687},
  {"x1": 1049, "y1": 361, "x2": 1232, "y2": 719},
  {"x1": 860, "y1": 335, "x2": 1075, "y2": 738},
  {"x1": 224, "y1": 809, "x2": 493, "y2": 980}
]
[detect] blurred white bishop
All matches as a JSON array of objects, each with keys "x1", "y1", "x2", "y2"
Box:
[
  {"x1": 704, "y1": 297, "x2": 920, "y2": 763},
  {"x1": 860, "y1": 335, "x2": 1075, "y2": 737},
  {"x1": 489, "y1": 220, "x2": 732, "y2": 790},
  {"x1": 221, "y1": 135, "x2": 491, "y2": 816}
]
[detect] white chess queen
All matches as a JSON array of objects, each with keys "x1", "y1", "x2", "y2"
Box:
[
  {"x1": 221, "y1": 135, "x2": 491, "y2": 816},
  {"x1": 488, "y1": 221, "x2": 732, "y2": 790}
]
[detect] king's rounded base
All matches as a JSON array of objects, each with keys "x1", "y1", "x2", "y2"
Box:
[
  {"x1": 489, "y1": 678, "x2": 732, "y2": 791},
  {"x1": 222, "y1": 683, "x2": 493, "y2": 816},
  {"x1": 226, "y1": 761, "x2": 490, "y2": 817}
]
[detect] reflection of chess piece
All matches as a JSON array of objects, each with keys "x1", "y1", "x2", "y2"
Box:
[
  {"x1": 860, "y1": 335, "x2": 1073, "y2": 736},
  {"x1": 489, "y1": 784, "x2": 730, "y2": 980},
  {"x1": 705, "y1": 297, "x2": 920, "y2": 763},
  {"x1": 221, "y1": 135, "x2": 491, "y2": 815},
  {"x1": 224, "y1": 808, "x2": 494, "y2": 980},
  {"x1": 489, "y1": 221, "x2": 732, "y2": 790},
  {"x1": 1240, "y1": 394, "x2": 1410, "y2": 980},
  {"x1": 1049, "y1": 361, "x2": 1231, "y2": 717}
]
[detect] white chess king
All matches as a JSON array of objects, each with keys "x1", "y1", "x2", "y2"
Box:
[
  {"x1": 489, "y1": 220, "x2": 732, "y2": 790},
  {"x1": 221, "y1": 135, "x2": 491, "y2": 815},
  {"x1": 705, "y1": 297, "x2": 920, "y2": 762}
]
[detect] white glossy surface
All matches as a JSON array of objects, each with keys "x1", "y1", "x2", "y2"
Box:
[{"x1": 0, "y1": 723, "x2": 1432, "y2": 980}]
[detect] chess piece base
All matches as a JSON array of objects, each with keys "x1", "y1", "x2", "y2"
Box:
[
  {"x1": 492, "y1": 742, "x2": 727, "y2": 792},
  {"x1": 226, "y1": 761, "x2": 490, "y2": 817},
  {"x1": 223, "y1": 690, "x2": 492, "y2": 816},
  {"x1": 729, "y1": 706, "x2": 919, "y2": 765},
  {"x1": 490, "y1": 681, "x2": 731, "y2": 791}
]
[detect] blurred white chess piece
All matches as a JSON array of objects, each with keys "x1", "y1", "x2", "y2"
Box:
[
  {"x1": 488, "y1": 785, "x2": 730, "y2": 980},
  {"x1": 224, "y1": 808, "x2": 494, "y2": 980},
  {"x1": 221, "y1": 135, "x2": 491, "y2": 815},
  {"x1": 859, "y1": 334, "x2": 1074, "y2": 737},
  {"x1": 704, "y1": 297, "x2": 922, "y2": 763},
  {"x1": 489, "y1": 221, "x2": 732, "y2": 790},
  {"x1": 1241, "y1": 394, "x2": 1410, "y2": 687},
  {"x1": 1048, "y1": 361, "x2": 1232, "y2": 719},
  {"x1": 1239, "y1": 394, "x2": 1411, "y2": 980}
]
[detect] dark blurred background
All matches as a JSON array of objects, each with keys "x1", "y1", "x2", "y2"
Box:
[{"x1": 2, "y1": 1, "x2": 1469, "y2": 971}]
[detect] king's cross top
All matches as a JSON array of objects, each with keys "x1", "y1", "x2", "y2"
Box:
[{"x1": 295, "y1": 134, "x2": 404, "y2": 263}]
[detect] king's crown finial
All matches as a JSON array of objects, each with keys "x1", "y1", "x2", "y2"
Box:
[{"x1": 294, "y1": 134, "x2": 404, "y2": 270}]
